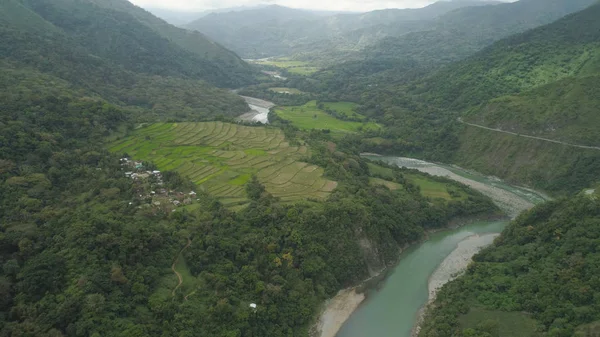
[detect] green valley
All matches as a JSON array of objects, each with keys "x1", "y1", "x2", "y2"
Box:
[{"x1": 3, "y1": 1, "x2": 600, "y2": 337}]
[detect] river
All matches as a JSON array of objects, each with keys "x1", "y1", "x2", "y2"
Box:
[
  {"x1": 237, "y1": 96, "x2": 275, "y2": 124},
  {"x1": 318, "y1": 156, "x2": 548, "y2": 337}
]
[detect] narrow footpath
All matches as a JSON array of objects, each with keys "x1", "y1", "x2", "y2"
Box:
[
  {"x1": 171, "y1": 238, "x2": 192, "y2": 297},
  {"x1": 458, "y1": 118, "x2": 600, "y2": 151}
]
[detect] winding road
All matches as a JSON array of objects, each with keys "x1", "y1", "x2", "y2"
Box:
[{"x1": 458, "y1": 118, "x2": 600, "y2": 151}]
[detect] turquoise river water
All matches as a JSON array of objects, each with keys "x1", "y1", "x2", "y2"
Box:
[{"x1": 334, "y1": 156, "x2": 547, "y2": 337}]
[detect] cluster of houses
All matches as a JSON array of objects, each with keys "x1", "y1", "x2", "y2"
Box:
[{"x1": 120, "y1": 158, "x2": 199, "y2": 211}]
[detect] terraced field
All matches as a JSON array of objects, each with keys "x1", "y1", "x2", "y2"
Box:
[{"x1": 109, "y1": 122, "x2": 337, "y2": 207}]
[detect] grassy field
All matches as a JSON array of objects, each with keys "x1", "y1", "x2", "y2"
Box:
[
  {"x1": 252, "y1": 58, "x2": 319, "y2": 75},
  {"x1": 173, "y1": 255, "x2": 198, "y2": 295},
  {"x1": 269, "y1": 87, "x2": 305, "y2": 95},
  {"x1": 459, "y1": 307, "x2": 541, "y2": 336},
  {"x1": 322, "y1": 102, "x2": 365, "y2": 120},
  {"x1": 369, "y1": 177, "x2": 402, "y2": 191},
  {"x1": 367, "y1": 163, "x2": 466, "y2": 201},
  {"x1": 109, "y1": 122, "x2": 337, "y2": 207},
  {"x1": 275, "y1": 101, "x2": 380, "y2": 134}
]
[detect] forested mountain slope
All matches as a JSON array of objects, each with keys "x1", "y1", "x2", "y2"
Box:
[
  {"x1": 186, "y1": 1, "x2": 496, "y2": 59},
  {"x1": 413, "y1": 2, "x2": 600, "y2": 190},
  {"x1": 419, "y1": 1, "x2": 600, "y2": 111},
  {"x1": 366, "y1": 0, "x2": 599, "y2": 64},
  {"x1": 16, "y1": 0, "x2": 255, "y2": 87},
  {"x1": 339, "y1": 3, "x2": 600, "y2": 194},
  {"x1": 419, "y1": 193, "x2": 600, "y2": 337},
  {"x1": 0, "y1": 0, "x2": 251, "y2": 120}
]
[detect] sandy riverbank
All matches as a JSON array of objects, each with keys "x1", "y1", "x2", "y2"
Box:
[
  {"x1": 312, "y1": 288, "x2": 366, "y2": 337},
  {"x1": 411, "y1": 233, "x2": 500, "y2": 336},
  {"x1": 373, "y1": 157, "x2": 536, "y2": 217},
  {"x1": 428, "y1": 233, "x2": 499, "y2": 301}
]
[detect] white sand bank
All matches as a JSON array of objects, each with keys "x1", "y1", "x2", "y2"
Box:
[{"x1": 312, "y1": 288, "x2": 366, "y2": 337}]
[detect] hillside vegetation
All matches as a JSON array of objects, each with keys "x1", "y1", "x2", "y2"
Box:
[
  {"x1": 299, "y1": 2, "x2": 600, "y2": 194},
  {"x1": 423, "y1": 3, "x2": 600, "y2": 192},
  {"x1": 0, "y1": 0, "x2": 252, "y2": 121},
  {"x1": 419, "y1": 194, "x2": 600, "y2": 337},
  {"x1": 419, "y1": 2, "x2": 600, "y2": 110},
  {"x1": 366, "y1": 0, "x2": 598, "y2": 64}
]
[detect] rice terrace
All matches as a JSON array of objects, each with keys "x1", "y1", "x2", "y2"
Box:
[{"x1": 109, "y1": 122, "x2": 337, "y2": 208}]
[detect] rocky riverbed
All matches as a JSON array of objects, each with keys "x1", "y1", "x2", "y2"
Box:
[{"x1": 237, "y1": 96, "x2": 275, "y2": 124}]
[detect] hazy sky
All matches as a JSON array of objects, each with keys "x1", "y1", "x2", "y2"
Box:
[{"x1": 129, "y1": 0, "x2": 498, "y2": 12}]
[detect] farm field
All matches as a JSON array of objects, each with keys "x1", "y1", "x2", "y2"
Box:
[
  {"x1": 109, "y1": 122, "x2": 337, "y2": 207},
  {"x1": 275, "y1": 101, "x2": 381, "y2": 134},
  {"x1": 370, "y1": 177, "x2": 402, "y2": 191},
  {"x1": 321, "y1": 102, "x2": 365, "y2": 120},
  {"x1": 251, "y1": 58, "x2": 320, "y2": 75},
  {"x1": 269, "y1": 87, "x2": 305, "y2": 94},
  {"x1": 367, "y1": 163, "x2": 466, "y2": 201}
]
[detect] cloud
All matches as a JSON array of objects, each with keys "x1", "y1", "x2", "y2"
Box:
[{"x1": 129, "y1": 0, "x2": 487, "y2": 12}]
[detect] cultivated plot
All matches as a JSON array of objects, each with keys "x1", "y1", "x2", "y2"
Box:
[
  {"x1": 110, "y1": 122, "x2": 337, "y2": 207},
  {"x1": 275, "y1": 101, "x2": 381, "y2": 134},
  {"x1": 251, "y1": 58, "x2": 320, "y2": 75}
]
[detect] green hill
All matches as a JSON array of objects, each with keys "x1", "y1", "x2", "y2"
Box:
[
  {"x1": 0, "y1": 0, "x2": 252, "y2": 120},
  {"x1": 420, "y1": 3, "x2": 600, "y2": 192},
  {"x1": 419, "y1": 194, "x2": 600, "y2": 337},
  {"x1": 17, "y1": 0, "x2": 255, "y2": 87},
  {"x1": 366, "y1": 0, "x2": 598, "y2": 64},
  {"x1": 465, "y1": 75, "x2": 600, "y2": 146},
  {"x1": 419, "y1": 1, "x2": 600, "y2": 110},
  {"x1": 329, "y1": 3, "x2": 600, "y2": 194}
]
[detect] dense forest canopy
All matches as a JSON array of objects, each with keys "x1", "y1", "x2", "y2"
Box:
[{"x1": 419, "y1": 194, "x2": 600, "y2": 337}]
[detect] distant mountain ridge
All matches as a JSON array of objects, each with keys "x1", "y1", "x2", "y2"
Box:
[
  {"x1": 365, "y1": 0, "x2": 600, "y2": 63},
  {"x1": 146, "y1": 4, "x2": 350, "y2": 27},
  {"x1": 185, "y1": 1, "x2": 499, "y2": 59}
]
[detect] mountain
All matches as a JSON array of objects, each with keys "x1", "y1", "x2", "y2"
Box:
[
  {"x1": 56, "y1": 0, "x2": 256, "y2": 87},
  {"x1": 366, "y1": 0, "x2": 599, "y2": 64},
  {"x1": 0, "y1": 0, "x2": 253, "y2": 120},
  {"x1": 145, "y1": 5, "x2": 271, "y2": 26},
  {"x1": 420, "y1": 1, "x2": 600, "y2": 143},
  {"x1": 286, "y1": 1, "x2": 600, "y2": 193},
  {"x1": 144, "y1": 8, "x2": 208, "y2": 26},
  {"x1": 419, "y1": 2, "x2": 600, "y2": 192},
  {"x1": 185, "y1": 1, "x2": 499, "y2": 59}
]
